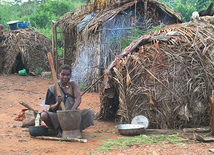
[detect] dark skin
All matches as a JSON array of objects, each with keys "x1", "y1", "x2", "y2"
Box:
[
  {"x1": 49, "y1": 69, "x2": 81, "y2": 111},
  {"x1": 41, "y1": 68, "x2": 81, "y2": 133}
]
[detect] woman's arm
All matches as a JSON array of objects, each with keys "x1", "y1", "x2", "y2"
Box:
[{"x1": 45, "y1": 87, "x2": 62, "y2": 112}]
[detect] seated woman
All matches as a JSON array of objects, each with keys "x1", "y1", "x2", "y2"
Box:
[{"x1": 41, "y1": 64, "x2": 94, "y2": 136}]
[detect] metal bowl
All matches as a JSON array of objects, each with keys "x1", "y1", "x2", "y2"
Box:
[
  {"x1": 29, "y1": 126, "x2": 48, "y2": 136},
  {"x1": 115, "y1": 124, "x2": 145, "y2": 136}
]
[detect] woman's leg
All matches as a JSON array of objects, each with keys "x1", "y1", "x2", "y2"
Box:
[
  {"x1": 40, "y1": 111, "x2": 55, "y2": 129},
  {"x1": 41, "y1": 111, "x2": 62, "y2": 137},
  {"x1": 80, "y1": 109, "x2": 94, "y2": 131}
]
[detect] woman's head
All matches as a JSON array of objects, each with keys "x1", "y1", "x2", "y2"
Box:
[{"x1": 58, "y1": 64, "x2": 71, "y2": 84}]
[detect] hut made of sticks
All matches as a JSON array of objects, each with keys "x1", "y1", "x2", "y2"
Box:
[
  {"x1": 98, "y1": 20, "x2": 214, "y2": 129},
  {"x1": 0, "y1": 28, "x2": 51, "y2": 74},
  {"x1": 54, "y1": 0, "x2": 182, "y2": 90}
]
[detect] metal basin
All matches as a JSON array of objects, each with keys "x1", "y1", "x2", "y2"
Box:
[{"x1": 115, "y1": 124, "x2": 145, "y2": 136}]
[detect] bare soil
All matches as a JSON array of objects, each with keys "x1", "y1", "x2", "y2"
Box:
[{"x1": 0, "y1": 75, "x2": 214, "y2": 155}]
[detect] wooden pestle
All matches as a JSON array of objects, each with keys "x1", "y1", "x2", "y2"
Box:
[{"x1": 47, "y1": 52, "x2": 65, "y2": 110}]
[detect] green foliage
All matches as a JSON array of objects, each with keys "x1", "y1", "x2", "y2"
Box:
[
  {"x1": 36, "y1": 1, "x2": 70, "y2": 17},
  {"x1": 117, "y1": 28, "x2": 144, "y2": 51},
  {"x1": 57, "y1": 47, "x2": 64, "y2": 58},
  {"x1": 159, "y1": 0, "x2": 212, "y2": 22},
  {"x1": 194, "y1": 0, "x2": 209, "y2": 10},
  {"x1": 0, "y1": 3, "x2": 20, "y2": 27},
  {"x1": 79, "y1": 82, "x2": 88, "y2": 91},
  {"x1": 34, "y1": 67, "x2": 44, "y2": 75},
  {"x1": 99, "y1": 134, "x2": 187, "y2": 152},
  {"x1": 30, "y1": 11, "x2": 50, "y2": 28},
  {"x1": 118, "y1": 26, "x2": 161, "y2": 51},
  {"x1": 16, "y1": 1, "x2": 34, "y2": 18},
  {"x1": 35, "y1": 27, "x2": 52, "y2": 39},
  {"x1": 28, "y1": 1, "x2": 73, "y2": 29},
  {"x1": 174, "y1": 3, "x2": 196, "y2": 21},
  {"x1": 0, "y1": 0, "x2": 84, "y2": 36}
]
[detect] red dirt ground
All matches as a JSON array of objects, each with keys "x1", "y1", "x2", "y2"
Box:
[{"x1": 0, "y1": 75, "x2": 214, "y2": 155}]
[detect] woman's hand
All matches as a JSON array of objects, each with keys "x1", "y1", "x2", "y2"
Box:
[
  {"x1": 50, "y1": 96, "x2": 62, "y2": 111},
  {"x1": 56, "y1": 96, "x2": 63, "y2": 103}
]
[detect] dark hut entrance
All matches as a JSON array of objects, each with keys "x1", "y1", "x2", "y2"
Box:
[
  {"x1": 11, "y1": 53, "x2": 26, "y2": 74},
  {"x1": 99, "y1": 86, "x2": 120, "y2": 121}
]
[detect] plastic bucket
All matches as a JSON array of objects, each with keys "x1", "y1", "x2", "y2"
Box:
[
  {"x1": 7, "y1": 21, "x2": 19, "y2": 30},
  {"x1": 9, "y1": 23, "x2": 17, "y2": 30},
  {"x1": 18, "y1": 69, "x2": 27, "y2": 76}
]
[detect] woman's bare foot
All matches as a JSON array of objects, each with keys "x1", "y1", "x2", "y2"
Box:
[{"x1": 56, "y1": 128, "x2": 62, "y2": 137}]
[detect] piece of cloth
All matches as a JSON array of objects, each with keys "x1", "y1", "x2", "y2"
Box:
[
  {"x1": 44, "y1": 82, "x2": 94, "y2": 130},
  {"x1": 22, "y1": 110, "x2": 35, "y2": 127}
]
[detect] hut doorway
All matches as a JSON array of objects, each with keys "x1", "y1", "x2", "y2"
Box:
[{"x1": 11, "y1": 53, "x2": 26, "y2": 74}]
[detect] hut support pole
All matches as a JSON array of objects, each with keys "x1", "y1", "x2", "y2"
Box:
[
  {"x1": 55, "y1": 25, "x2": 58, "y2": 72},
  {"x1": 51, "y1": 21, "x2": 55, "y2": 58},
  {"x1": 211, "y1": 90, "x2": 214, "y2": 135},
  {"x1": 52, "y1": 20, "x2": 58, "y2": 71},
  {"x1": 144, "y1": 0, "x2": 148, "y2": 20}
]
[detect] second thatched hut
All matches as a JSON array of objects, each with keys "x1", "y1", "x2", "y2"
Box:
[
  {"x1": 55, "y1": 0, "x2": 182, "y2": 90},
  {"x1": 98, "y1": 20, "x2": 214, "y2": 129}
]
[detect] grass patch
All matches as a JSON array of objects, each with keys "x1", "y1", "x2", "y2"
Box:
[{"x1": 98, "y1": 134, "x2": 187, "y2": 152}]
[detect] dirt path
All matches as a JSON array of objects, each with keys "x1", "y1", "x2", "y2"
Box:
[{"x1": 0, "y1": 75, "x2": 214, "y2": 155}]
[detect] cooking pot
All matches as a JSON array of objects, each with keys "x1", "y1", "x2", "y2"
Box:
[
  {"x1": 115, "y1": 124, "x2": 145, "y2": 136},
  {"x1": 29, "y1": 126, "x2": 48, "y2": 136}
]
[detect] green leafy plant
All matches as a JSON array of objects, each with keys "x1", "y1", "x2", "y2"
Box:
[
  {"x1": 98, "y1": 134, "x2": 187, "y2": 152},
  {"x1": 118, "y1": 26, "x2": 161, "y2": 51},
  {"x1": 158, "y1": 0, "x2": 211, "y2": 22},
  {"x1": 34, "y1": 67, "x2": 44, "y2": 75},
  {"x1": 79, "y1": 82, "x2": 88, "y2": 91}
]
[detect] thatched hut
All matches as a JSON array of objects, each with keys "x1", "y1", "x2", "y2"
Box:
[
  {"x1": 0, "y1": 28, "x2": 51, "y2": 74},
  {"x1": 55, "y1": 0, "x2": 182, "y2": 89},
  {"x1": 98, "y1": 20, "x2": 214, "y2": 129}
]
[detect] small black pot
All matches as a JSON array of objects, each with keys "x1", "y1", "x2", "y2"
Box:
[{"x1": 29, "y1": 126, "x2": 48, "y2": 136}]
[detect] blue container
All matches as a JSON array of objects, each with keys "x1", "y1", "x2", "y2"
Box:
[{"x1": 17, "y1": 22, "x2": 30, "y2": 29}]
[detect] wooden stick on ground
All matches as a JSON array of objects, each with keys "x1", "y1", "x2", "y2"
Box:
[
  {"x1": 34, "y1": 136, "x2": 87, "y2": 143},
  {"x1": 18, "y1": 101, "x2": 37, "y2": 114}
]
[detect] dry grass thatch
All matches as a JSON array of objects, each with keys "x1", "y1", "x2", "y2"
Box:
[
  {"x1": 1, "y1": 28, "x2": 51, "y2": 74},
  {"x1": 57, "y1": 0, "x2": 182, "y2": 34},
  {"x1": 55, "y1": 0, "x2": 183, "y2": 77},
  {"x1": 99, "y1": 21, "x2": 214, "y2": 129}
]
